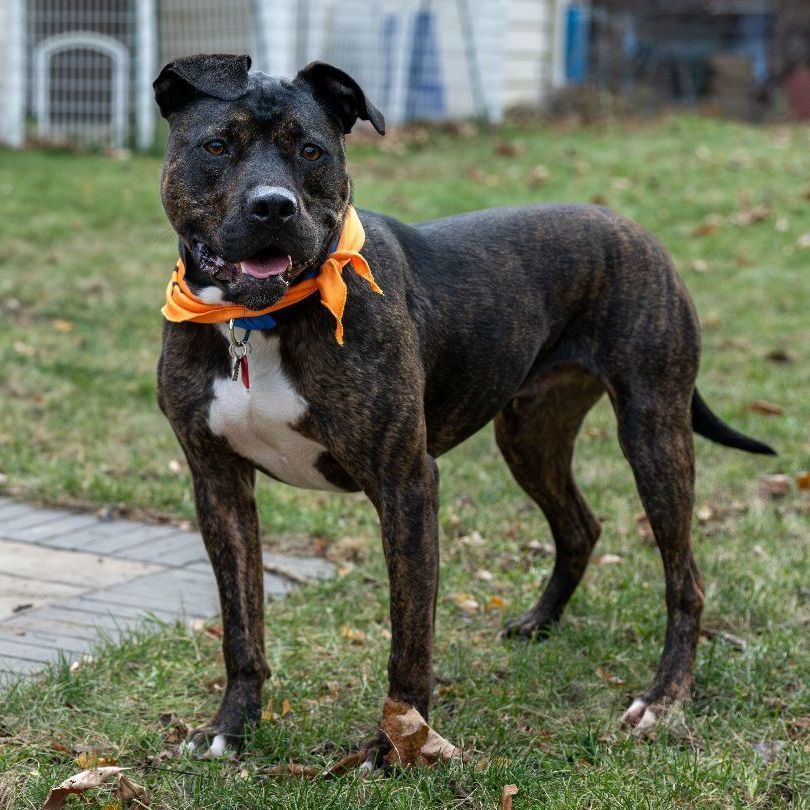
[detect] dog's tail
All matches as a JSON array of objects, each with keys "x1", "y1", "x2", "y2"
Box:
[{"x1": 691, "y1": 388, "x2": 776, "y2": 455}]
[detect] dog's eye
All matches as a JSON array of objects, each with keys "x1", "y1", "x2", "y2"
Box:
[
  {"x1": 203, "y1": 139, "x2": 227, "y2": 156},
  {"x1": 301, "y1": 144, "x2": 323, "y2": 161}
]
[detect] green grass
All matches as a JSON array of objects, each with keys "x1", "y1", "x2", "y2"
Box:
[{"x1": 1, "y1": 116, "x2": 809, "y2": 808}]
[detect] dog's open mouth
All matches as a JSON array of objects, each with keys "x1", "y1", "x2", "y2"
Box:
[
  {"x1": 239, "y1": 247, "x2": 292, "y2": 280},
  {"x1": 193, "y1": 241, "x2": 293, "y2": 285}
]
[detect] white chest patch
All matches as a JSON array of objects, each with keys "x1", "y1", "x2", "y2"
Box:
[{"x1": 207, "y1": 329, "x2": 344, "y2": 492}]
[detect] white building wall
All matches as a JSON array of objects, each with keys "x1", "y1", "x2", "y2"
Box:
[
  {"x1": 0, "y1": 0, "x2": 566, "y2": 148},
  {"x1": 503, "y1": 0, "x2": 562, "y2": 108},
  {"x1": 0, "y1": 0, "x2": 26, "y2": 146}
]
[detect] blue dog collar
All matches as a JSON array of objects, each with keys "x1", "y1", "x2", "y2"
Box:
[
  {"x1": 233, "y1": 266, "x2": 319, "y2": 332},
  {"x1": 233, "y1": 237, "x2": 338, "y2": 332}
]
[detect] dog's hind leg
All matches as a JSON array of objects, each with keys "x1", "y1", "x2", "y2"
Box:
[
  {"x1": 496, "y1": 367, "x2": 605, "y2": 639},
  {"x1": 613, "y1": 389, "x2": 704, "y2": 730}
]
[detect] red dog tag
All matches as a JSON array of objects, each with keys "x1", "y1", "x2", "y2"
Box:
[{"x1": 240, "y1": 355, "x2": 250, "y2": 390}]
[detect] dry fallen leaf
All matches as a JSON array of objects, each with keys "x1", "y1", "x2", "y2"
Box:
[
  {"x1": 636, "y1": 513, "x2": 654, "y2": 541},
  {"x1": 382, "y1": 698, "x2": 461, "y2": 767},
  {"x1": 700, "y1": 626, "x2": 746, "y2": 650},
  {"x1": 596, "y1": 553, "x2": 623, "y2": 566},
  {"x1": 75, "y1": 752, "x2": 118, "y2": 769},
  {"x1": 116, "y1": 773, "x2": 147, "y2": 804},
  {"x1": 758, "y1": 474, "x2": 792, "y2": 499},
  {"x1": 730, "y1": 205, "x2": 770, "y2": 226},
  {"x1": 340, "y1": 625, "x2": 367, "y2": 644},
  {"x1": 451, "y1": 593, "x2": 480, "y2": 613},
  {"x1": 696, "y1": 504, "x2": 714, "y2": 523},
  {"x1": 526, "y1": 540, "x2": 554, "y2": 556},
  {"x1": 765, "y1": 348, "x2": 793, "y2": 364},
  {"x1": 789, "y1": 716, "x2": 810, "y2": 737},
  {"x1": 13, "y1": 341, "x2": 35, "y2": 358},
  {"x1": 495, "y1": 140, "x2": 523, "y2": 157},
  {"x1": 702, "y1": 310, "x2": 721, "y2": 329},
  {"x1": 595, "y1": 667, "x2": 626, "y2": 685},
  {"x1": 748, "y1": 400, "x2": 783, "y2": 416},
  {"x1": 69, "y1": 655, "x2": 94, "y2": 673},
  {"x1": 265, "y1": 762, "x2": 322, "y2": 778},
  {"x1": 324, "y1": 750, "x2": 368, "y2": 776},
  {"x1": 797, "y1": 471, "x2": 810, "y2": 491},
  {"x1": 52, "y1": 319, "x2": 74, "y2": 333},
  {"x1": 474, "y1": 756, "x2": 512, "y2": 772},
  {"x1": 485, "y1": 595, "x2": 507, "y2": 612},
  {"x1": 528, "y1": 165, "x2": 550, "y2": 188},
  {"x1": 501, "y1": 784, "x2": 520, "y2": 810},
  {"x1": 262, "y1": 699, "x2": 291, "y2": 722},
  {"x1": 206, "y1": 676, "x2": 225, "y2": 692},
  {"x1": 326, "y1": 535, "x2": 372, "y2": 563},
  {"x1": 460, "y1": 530, "x2": 485, "y2": 546},
  {"x1": 691, "y1": 219, "x2": 719, "y2": 237},
  {"x1": 263, "y1": 749, "x2": 370, "y2": 780},
  {"x1": 43, "y1": 767, "x2": 123, "y2": 810}
]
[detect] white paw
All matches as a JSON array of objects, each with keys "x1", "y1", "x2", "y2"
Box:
[
  {"x1": 180, "y1": 733, "x2": 233, "y2": 758},
  {"x1": 621, "y1": 698, "x2": 658, "y2": 731},
  {"x1": 207, "y1": 734, "x2": 229, "y2": 757}
]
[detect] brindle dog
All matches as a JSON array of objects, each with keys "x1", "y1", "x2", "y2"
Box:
[{"x1": 153, "y1": 54, "x2": 774, "y2": 757}]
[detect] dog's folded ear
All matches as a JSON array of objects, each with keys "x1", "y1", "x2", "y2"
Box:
[
  {"x1": 294, "y1": 62, "x2": 385, "y2": 136},
  {"x1": 154, "y1": 54, "x2": 252, "y2": 118}
]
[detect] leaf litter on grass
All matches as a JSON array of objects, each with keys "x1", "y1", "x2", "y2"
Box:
[
  {"x1": 41, "y1": 767, "x2": 148, "y2": 810},
  {"x1": 261, "y1": 698, "x2": 462, "y2": 779}
]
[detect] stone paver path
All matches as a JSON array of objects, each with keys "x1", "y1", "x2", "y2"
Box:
[{"x1": 0, "y1": 496, "x2": 333, "y2": 677}]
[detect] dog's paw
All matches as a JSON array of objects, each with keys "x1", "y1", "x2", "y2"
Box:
[
  {"x1": 181, "y1": 728, "x2": 241, "y2": 758},
  {"x1": 620, "y1": 680, "x2": 690, "y2": 733},
  {"x1": 500, "y1": 611, "x2": 553, "y2": 641},
  {"x1": 620, "y1": 698, "x2": 660, "y2": 732},
  {"x1": 357, "y1": 730, "x2": 392, "y2": 772}
]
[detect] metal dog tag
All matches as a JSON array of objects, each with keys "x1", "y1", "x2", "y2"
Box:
[{"x1": 227, "y1": 320, "x2": 252, "y2": 390}]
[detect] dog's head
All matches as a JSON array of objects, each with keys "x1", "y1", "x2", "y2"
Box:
[{"x1": 154, "y1": 54, "x2": 384, "y2": 310}]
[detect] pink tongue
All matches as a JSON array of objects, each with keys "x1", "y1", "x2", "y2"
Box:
[{"x1": 240, "y1": 253, "x2": 291, "y2": 279}]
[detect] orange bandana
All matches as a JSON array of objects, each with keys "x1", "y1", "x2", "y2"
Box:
[{"x1": 161, "y1": 205, "x2": 382, "y2": 345}]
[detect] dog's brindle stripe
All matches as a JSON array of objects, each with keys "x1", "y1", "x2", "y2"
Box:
[{"x1": 154, "y1": 55, "x2": 772, "y2": 757}]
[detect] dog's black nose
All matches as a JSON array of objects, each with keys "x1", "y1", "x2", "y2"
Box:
[{"x1": 247, "y1": 186, "x2": 298, "y2": 223}]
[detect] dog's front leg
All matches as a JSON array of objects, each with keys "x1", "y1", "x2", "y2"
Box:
[
  {"x1": 181, "y1": 439, "x2": 269, "y2": 756},
  {"x1": 365, "y1": 454, "x2": 440, "y2": 756}
]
